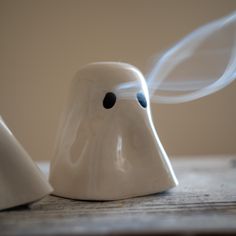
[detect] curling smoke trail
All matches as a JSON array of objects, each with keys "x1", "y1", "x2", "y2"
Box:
[{"x1": 116, "y1": 11, "x2": 236, "y2": 104}]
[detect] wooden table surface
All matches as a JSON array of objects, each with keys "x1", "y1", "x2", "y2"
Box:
[{"x1": 0, "y1": 156, "x2": 236, "y2": 236}]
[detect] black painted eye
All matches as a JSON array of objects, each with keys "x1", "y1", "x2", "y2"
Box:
[
  {"x1": 137, "y1": 92, "x2": 147, "y2": 108},
  {"x1": 103, "y1": 92, "x2": 116, "y2": 109}
]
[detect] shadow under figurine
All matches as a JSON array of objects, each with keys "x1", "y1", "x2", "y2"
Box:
[{"x1": 49, "y1": 62, "x2": 178, "y2": 200}]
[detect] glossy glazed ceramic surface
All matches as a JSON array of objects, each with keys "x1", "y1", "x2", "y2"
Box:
[
  {"x1": 49, "y1": 62, "x2": 178, "y2": 200},
  {"x1": 0, "y1": 116, "x2": 53, "y2": 210}
]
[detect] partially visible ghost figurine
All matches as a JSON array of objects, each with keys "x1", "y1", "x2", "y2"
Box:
[
  {"x1": 0, "y1": 116, "x2": 52, "y2": 210},
  {"x1": 49, "y1": 62, "x2": 178, "y2": 200}
]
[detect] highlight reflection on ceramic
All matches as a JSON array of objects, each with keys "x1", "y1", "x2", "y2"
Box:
[{"x1": 49, "y1": 62, "x2": 178, "y2": 200}]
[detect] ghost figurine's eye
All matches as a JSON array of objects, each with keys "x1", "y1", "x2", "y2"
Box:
[
  {"x1": 137, "y1": 92, "x2": 147, "y2": 108},
  {"x1": 103, "y1": 92, "x2": 116, "y2": 109}
]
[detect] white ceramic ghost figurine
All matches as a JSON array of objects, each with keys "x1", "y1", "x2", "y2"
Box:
[
  {"x1": 49, "y1": 62, "x2": 178, "y2": 200},
  {"x1": 50, "y1": 12, "x2": 236, "y2": 201},
  {"x1": 0, "y1": 116, "x2": 52, "y2": 210}
]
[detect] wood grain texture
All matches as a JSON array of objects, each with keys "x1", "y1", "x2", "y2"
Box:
[{"x1": 0, "y1": 156, "x2": 236, "y2": 236}]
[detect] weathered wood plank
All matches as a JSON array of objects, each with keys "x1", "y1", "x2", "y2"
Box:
[{"x1": 0, "y1": 156, "x2": 236, "y2": 235}]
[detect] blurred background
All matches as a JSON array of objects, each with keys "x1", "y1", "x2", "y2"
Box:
[{"x1": 0, "y1": 0, "x2": 236, "y2": 161}]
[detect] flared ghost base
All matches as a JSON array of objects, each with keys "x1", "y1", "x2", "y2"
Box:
[
  {"x1": 51, "y1": 163, "x2": 177, "y2": 201},
  {"x1": 49, "y1": 62, "x2": 178, "y2": 200}
]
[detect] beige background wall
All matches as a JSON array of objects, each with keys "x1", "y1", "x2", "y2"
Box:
[{"x1": 0, "y1": 0, "x2": 236, "y2": 161}]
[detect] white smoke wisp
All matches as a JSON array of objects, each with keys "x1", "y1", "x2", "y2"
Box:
[{"x1": 116, "y1": 11, "x2": 236, "y2": 104}]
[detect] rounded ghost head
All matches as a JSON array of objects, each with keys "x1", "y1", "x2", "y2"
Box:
[
  {"x1": 49, "y1": 62, "x2": 178, "y2": 200},
  {"x1": 0, "y1": 116, "x2": 52, "y2": 210}
]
